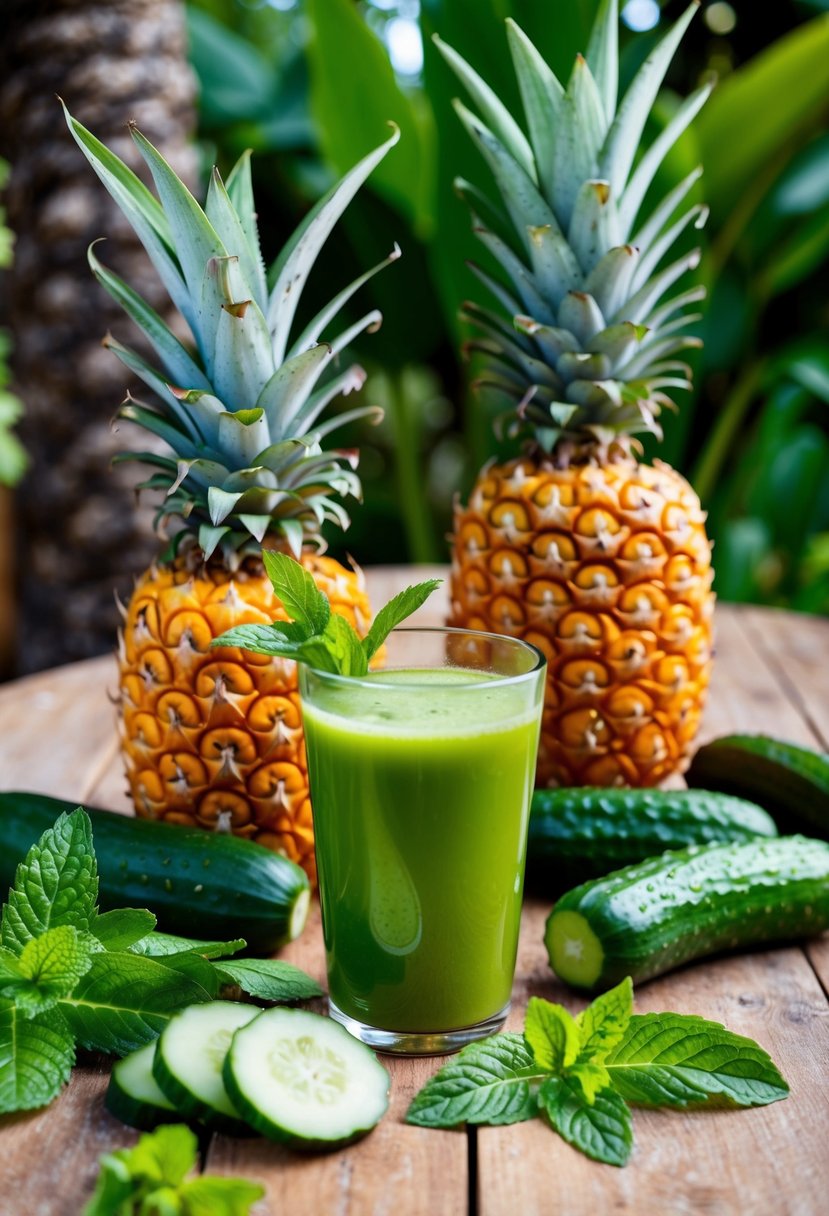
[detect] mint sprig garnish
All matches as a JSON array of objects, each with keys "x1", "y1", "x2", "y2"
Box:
[
  {"x1": 210, "y1": 549, "x2": 441, "y2": 675},
  {"x1": 82, "y1": 1124, "x2": 264, "y2": 1216},
  {"x1": 407, "y1": 975, "x2": 789, "y2": 1167},
  {"x1": 0, "y1": 807, "x2": 321, "y2": 1115}
]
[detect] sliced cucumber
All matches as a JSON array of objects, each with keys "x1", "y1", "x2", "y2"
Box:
[
  {"x1": 106, "y1": 1041, "x2": 177, "y2": 1130},
  {"x1": 224, "y1": 1008, "x2": 390, "y2": 1149},
  {"x1": 152, "y1": 1001, "x2": 259, "y2": 1133}
]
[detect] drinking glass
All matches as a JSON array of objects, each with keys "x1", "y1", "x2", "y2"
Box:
[{"x1": 299, "y1": 626, "x2": 545, "y2": 1055}]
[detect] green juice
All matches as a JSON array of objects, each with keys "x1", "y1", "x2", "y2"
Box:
[{"x1": 302, "y1": 668, "x2": 542, "y2": 1032}]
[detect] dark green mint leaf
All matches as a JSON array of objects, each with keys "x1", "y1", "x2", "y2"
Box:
[
  {"x1": 215, "y1": 958, "x2": 323, "y2": 1001},
  {"x1": 524, "y1": 996, "x2": 580, "y2": 1072},
  {"x1": 0, "y1": 1000, "x2": 75, "y2": 1113},
  {"x1": 130, "y1": 933, "x2": 246, "y2": 959},
  {"x1": 406, "y1": 1033, "x2": 543, "y2": 1127},
  {"x1": 152, "y1": 950, "x2": 221, "y2": 997},
  {"x1": 262, "y1": 550, "x2": 330, "y2": 634},
  {"x1": 605, "y1": 1013, "x2": 790, "y2": 1109},
  {"x1": 540, "y1": 1074, "x2": 633, "y2": 1166},
  {"x1": 577, "y1": 976, "x2": 633, "y2": 1061},
  {"x1": 94, "y1": 908, "x2": 157, "y2": 952},
  {"x1": 1, "y1": 808, "x2": 98, "y2": 955},
  {"x1": 58, "y1": 951, "x2": 212, "y2": 1055},
  {"x1": 179, "y1": 1176, "x2": 266, "y2": 1216},
  {"x1": 362, "y1": 579, "x2": 443, "y2": 660},
  {"x1": 0, "y1": 925, "x2": 94, "y2": 1016}
]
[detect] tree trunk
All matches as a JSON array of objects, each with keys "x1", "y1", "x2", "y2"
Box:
[{"x1": 0, "y1": 0, "x2": 197, "y2": 674}]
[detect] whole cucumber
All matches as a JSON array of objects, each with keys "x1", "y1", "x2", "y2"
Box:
[
  {"x1": 545, "y1": 835, "x2": 829, "y2": 992},
  {"x1": 686, "y1": 734, "x2": 829, "y2": 838},
  {"x1": 527, "y1": 787, "x2": 777, "y2": 884},
  {"x1": 0, "y1": 791, "x2": 310, "y2": 953}
]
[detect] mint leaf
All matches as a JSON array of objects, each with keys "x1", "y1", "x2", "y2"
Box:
[
  {"x1": 82, "y1": 1125, "x2": 263, "y2": 1216},
  {"x1": 524, "y1": 996, "x2": 580, "y2": 1072},
  {"x1": 262, "y1": 550, "x2": 330, "y2": 634},
  {"x1": 94, "y1": 908, "x2": 157, "y2": 951},
  {"x1": 605, "y1": 1013, "x2": 790, "y2": 1109},
  {"x1": 0, "y1": 1001, "x2": 75, "y2": 1113},
  {"x1": 215, "y1": 958, "x2": 323, "y2": 1001},
  {"x1": 209, "y1": 621, "x2": 310, "y2": 656},
  {"x1": 568, "y1": 1058, "x2": 612, "y2": 1104},
  {"x1": 1, "y1": 808, "x2": 98, "y2": 955},
  {"x1": 58, "y1": 951, "x2": 212, "y2": 1055},
  {"x1": 0, "y1": 925, "x2": 94, "y2": 1016},
  {"x1": 577, "y1": 976, "x2": 633, "y2": 1061},
  {"x1": 118, "y1": 1123, "x2": 197, "y2": 1186},
  {"x1": 131, "y1": 933, "x2": 246, "y2": 959},
  {"x1": 320, "y1": 612, "x2": 367, "y2": 676},
  {"x1": 540, "y1": 1074, "x2": 633, "y2": 1166},
  {"x1": 153, "y1": 950, "x2": 221, "y2": 997},
  {"x1": 179, "y1": 1176, "x2": 265, "y2": 1216},
  {"x1": 406, "y1": 1033, "x2": 543, "y2": 1127},
  {"x1": 362, "y1": 579, "x2": 443, "y2": 661}
]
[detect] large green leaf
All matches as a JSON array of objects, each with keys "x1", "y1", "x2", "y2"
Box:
[
  {"x1": 0, "y1": 1002, "x2": 75, "y2": 1114},
  {"x1": 306, "y1": 0, "x2": 435, "y2": 235},
  {"x1": 406, "y1": 1033, "x2": 543, "y2": 1127},
  {"x1": 695, "y1": 14, "x2": 829, "y2": 218}
]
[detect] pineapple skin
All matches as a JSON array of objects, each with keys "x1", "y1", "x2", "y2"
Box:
[
  {"x1": 118, "y1": 552, "x2": 371, "y2": 885},
  {"x1": 449, "y1": 455, "x2": 714, "y2": 788}
]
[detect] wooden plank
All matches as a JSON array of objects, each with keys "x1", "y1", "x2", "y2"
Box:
[
  {"x1": 479, "y1": 899, "x2": 829, "y2": 1216},
  {"x1": 206, "y1": 900, "x2": 469, "y2": 1215},
  {"x1": 696, "y1": 607, "x2": 820, "y2": 745},
  {"x1": 0, "y1": 1057, "x2": 140, "y2": 1216},
  {"x1": 741, "y1": 607, "x2": 829, "y2": 750},
  {"x1": 0, "y1": 655, "x2": 117, "y2": 799}
]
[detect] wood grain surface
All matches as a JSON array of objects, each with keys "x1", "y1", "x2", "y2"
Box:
[{"x1": 0, "y1": 570, "x2": 827, "y2": 1216}]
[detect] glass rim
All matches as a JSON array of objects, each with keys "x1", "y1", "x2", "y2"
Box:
[{"x1": 300, "y1": 625, "x2": 547, "y2": 692}]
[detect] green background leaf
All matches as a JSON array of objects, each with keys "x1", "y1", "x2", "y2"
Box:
[
  {"x1": 94, "y1": 908, "x2": 157, "y2": 952},
  {"x1": 215, "y1": 958, "x2": 322, "y2": 1002}
]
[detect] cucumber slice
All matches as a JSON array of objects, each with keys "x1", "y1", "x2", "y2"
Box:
[
  {"x1": 224, "y1": 1008, "x2": 390, "y2": 1149},
  {"x1": 106, "y1": 1041, "x2": 177, "y2": 1130},
  {"x1": 152, "y1": 1001, "x2": 260, "y2": 1133}
]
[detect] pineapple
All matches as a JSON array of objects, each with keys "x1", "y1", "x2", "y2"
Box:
[
  {"x1": 437, "y1": 1, "x2": 715, "y2": 787},
  {"x1": 64, "y1": 106, "x2": 400, "y2": 880}
]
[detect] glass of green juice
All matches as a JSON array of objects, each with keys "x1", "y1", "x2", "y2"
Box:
[{"x1": 299, "y1": 627, "x2": 545, "y2": 1055}]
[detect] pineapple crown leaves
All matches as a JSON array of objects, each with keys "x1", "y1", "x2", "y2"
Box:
[
  {"x1": 61, "y1": 100, "x2": 401, "y2": 562},
  {"x1": 434, "y1": 0, "x2": 712, "y2": 456}
]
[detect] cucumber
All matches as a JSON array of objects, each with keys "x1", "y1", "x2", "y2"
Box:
[
  {"x1": 686, "y1": 735, "x2": 829, "y2": 837},
  {"x1": 106, "y1": 1040, "x2": 177, "y2": 1130},
  {"x1": 152, "y1": 1001, "x2": 260, "y2": 1133},
  {"x1": 224, "y1": 1008, "x2": 390, "y2": 1149},
  {"x1": 545, "y1": 835, "x2": 829, "y2": 992},
  {"x1": 0, "y1": 791, "x2": 310, "y2": 953},
  {"x1": 527, "y1": 787, "x2": 777, "y2": 883}
]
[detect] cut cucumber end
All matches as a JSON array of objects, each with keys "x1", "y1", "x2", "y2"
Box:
[
  {"x1": 545, "y1": 908, "x2": 605, "y2": 989},
  {"x1": 107, "y1": 1041, "x2": 177, "y2": 1131},
  {"x1": 225, "y1": 1007, "x2": 390, "y2": 1149},
  {"x1": 289, "y1": 886, "x2": 311, "y2": 941}
]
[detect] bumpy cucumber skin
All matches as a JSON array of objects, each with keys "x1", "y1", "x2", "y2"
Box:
[
  {"x1": 0, "y1": 791, "x2": 309, "y2": 952},
  {"x1": 223, "y1": 1009, "x2": 390, "y2": 1151},
  {"x1": 527, "y1": 787, "x2": 777, "y2": 883},
  {"x1": 546, "y1": 835, "x2": 829, "y2": 992},
  {"x1": 686, "y1": 735, "x2": 829, "y2": 838}
]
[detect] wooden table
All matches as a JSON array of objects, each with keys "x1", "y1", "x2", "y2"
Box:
[{"x1": 1, "y1": 568, "x2": 827, "y2": 1216}]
